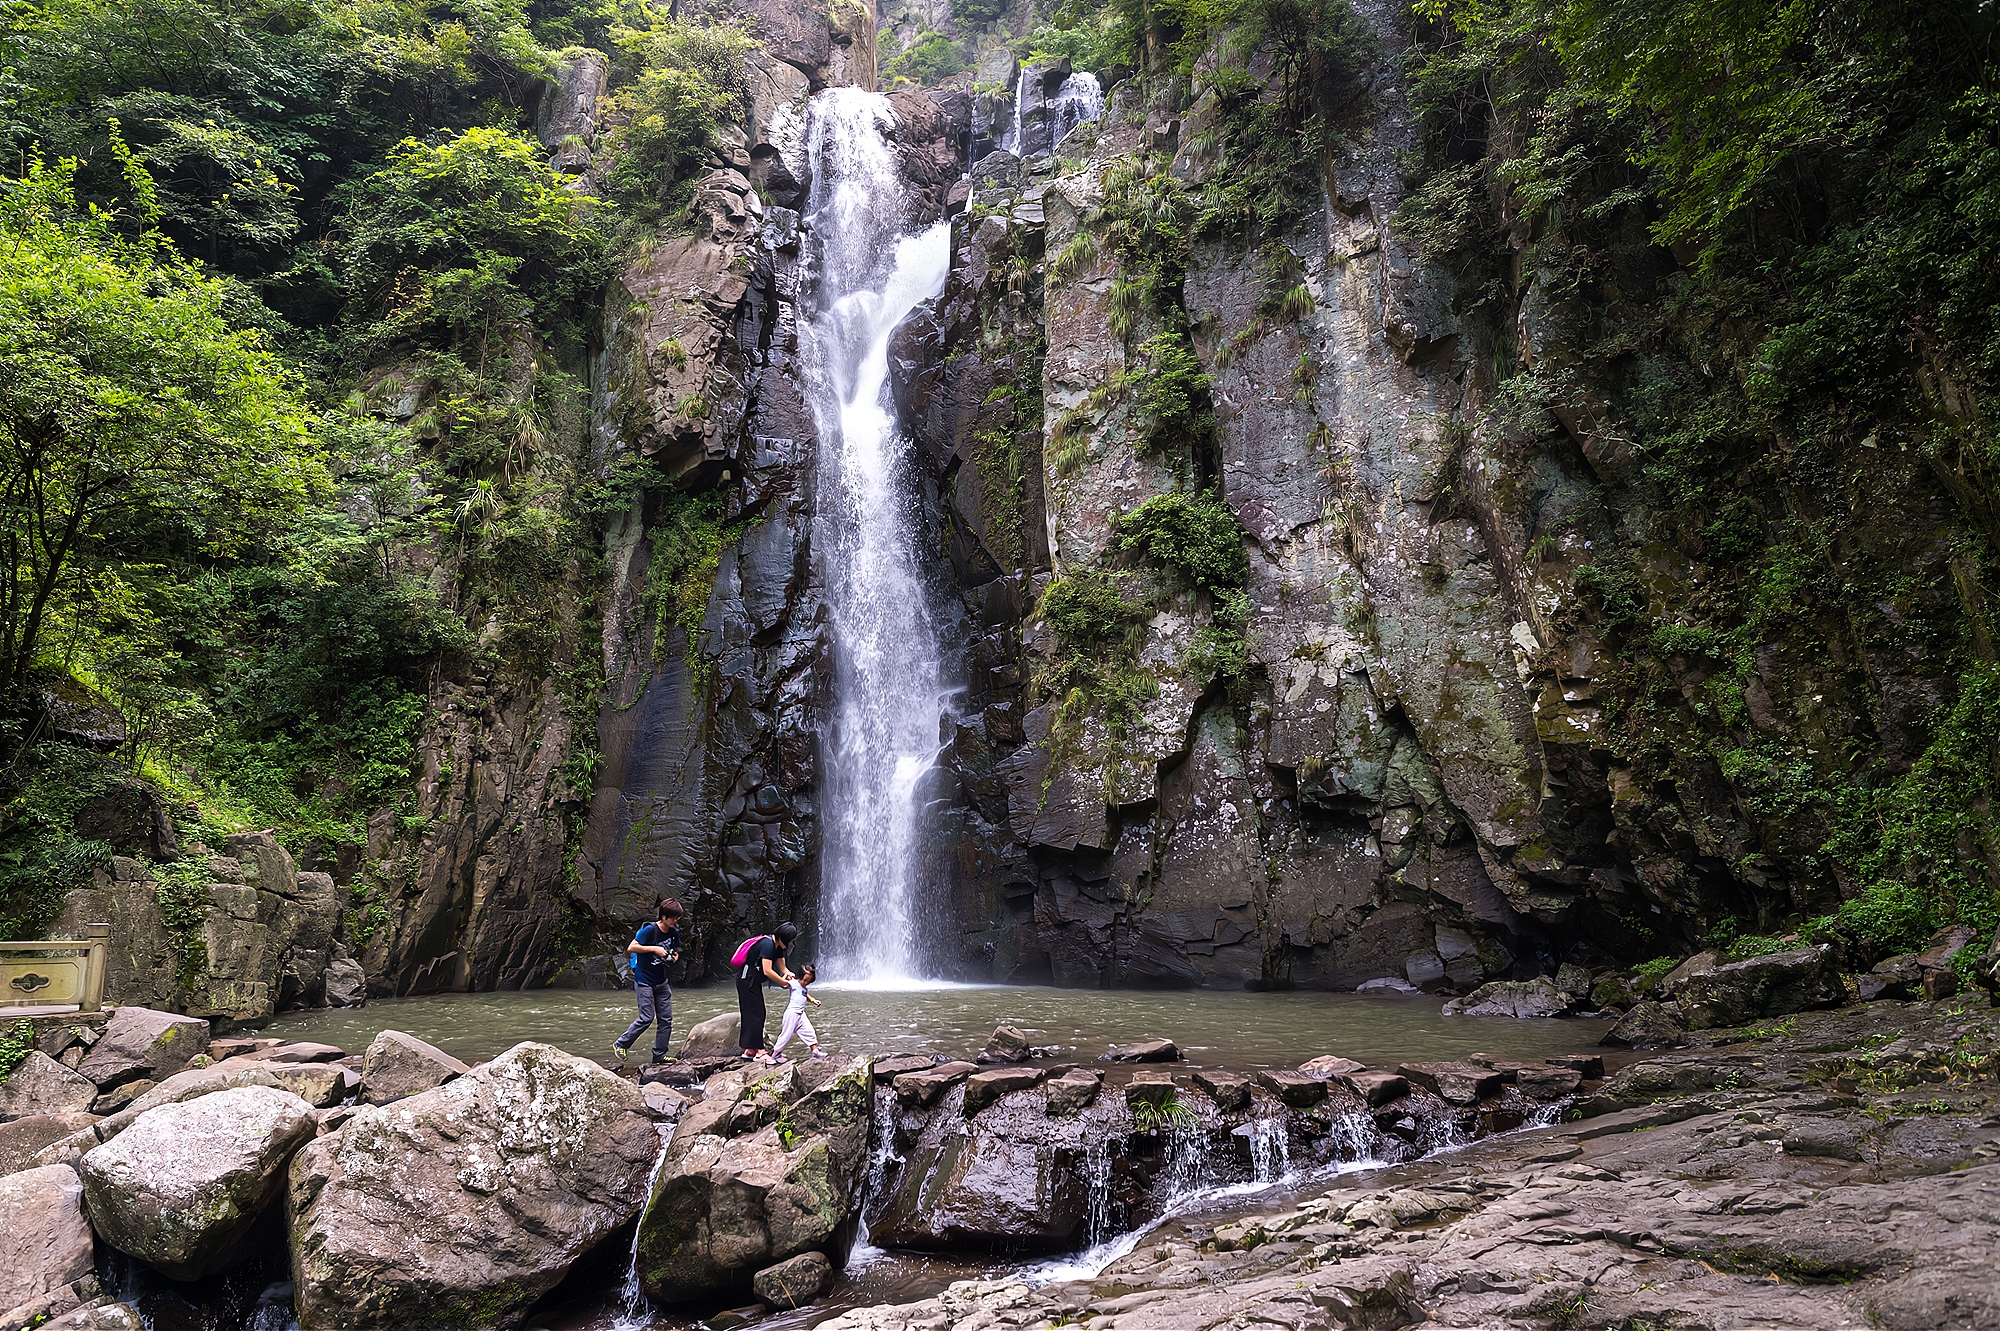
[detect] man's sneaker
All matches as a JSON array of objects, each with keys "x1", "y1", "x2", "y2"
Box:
[{"x1": 609, "y1": 1042, "x2": 629, "y2": 1068}]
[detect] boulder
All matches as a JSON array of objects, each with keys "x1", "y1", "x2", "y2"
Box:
[
  {"x1": 1192, "y1": 1070, "x2": 1250, "y2": 1111},
  {"x1": 0, "y1": 1112, "x2": 98, "y2": 1178},
  {"x1": 977, "y1": 1025, "x2": 1031, "y2": 1063},
  {"x1": 1123, "y1": 1069, "x2": 1178, "y2": 1109},
  {"x1": 75, "y1": 1008, "x2": 210, "y2": 1090},
  {"x1": 358, "y1": 1030, "x2": 468, "y2": 1105},
  {"x1": 1512, "y1": 1067, "x2": 1583, "y2": 1099},
  {"x1": 1545, "y1": 1054, "x2": 1604, "y2": 1078},
  {"x1": 1441, "y1": 977, "x2": 1571, "y2": 1018},
  {"x1": 963, "y1": 1067, "x2": 1044, "y2": 1115},
  {"x1": 894, "y1": 1061, "x2": 977, "y2": 1108},
  {"x1": 1599, "y1": 999, "x2": 1688, "y2": 1049},
  {"x1": 0, "y1": 1052, "x2": 99, "y2": 1120},
  {"x1": 1102, "y1": 1039, "x2": 1178, "y2": 1063},
  {"x1": 1298, "y1": 1055, "x2": 1367, "y2": 1080},
  {"x1": 1781, "y1": 1117, "x2": 1868, "y2": 1162},
  {"x1": 1554, "y1": 963, "x2": 1594, "y2": 998},
  {"x1": 1042, "y1": 1069, "x2": 1102, "y2": 1116},
  {"x1": 1398, "y1": 1062, "x2": 1503, "y2": 1105},
  {"x1": 91, "y1": 1079, "x2": 155, "y2": 1114},
  {"x1": 322, "y1": 958, "x2": 367, "y2": 1009},
  {"x1": 1658, "y1": 951, "x2": 1721, "y2": 994},
  {"x1": 1337, "y1": 1071, "x2": 1408, "y2": 1107},
  {"x1": 1858, "y1": 953, "x2": 1924, "y2": 1001},
  {"x1": 42, "y1": 1302, "x2": 145, "y2": 1329},
  {"x1": 80, "y1": 1085, "x2": 316, "y2": 1280},
  {"x1": 0, "y1": 1164, "x2": 95, "y2": 1323},
  {"x1": 289, "y1": 1042, "x2": 658, "y2": 1330},
  {"x1": 1676, "y1": 946, "x2": 1845, "y2": 1030},
  {"x1": 1255, "y1": 1070, "x2": 1329, "y2": 1108},
  {"x1": 867, "y1": 1109, "x2": 1090, "y2": 1251},
  {"x1": 261, "y1": 1042, "x2": 345, "y2": 1064},
  {"x1": 683, "y1": 1011, "x2": 747, "y2": 1059},
  {"x1": 752, "y1": 1250, "x2": 832, "y2": 1310},
  {"x1": 635, "y1": 1056, "x2": 873, "y2": 1303}
]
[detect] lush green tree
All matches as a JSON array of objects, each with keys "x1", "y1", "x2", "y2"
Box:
[{"x1": 0, "y1": 145, "x2": 321, "y2": 696}]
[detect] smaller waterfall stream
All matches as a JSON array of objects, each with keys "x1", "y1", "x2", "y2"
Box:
[{"x1": 610, "y1": 1132, "x2": 675, "y2": 1331}]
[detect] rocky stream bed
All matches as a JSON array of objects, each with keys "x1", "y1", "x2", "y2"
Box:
[{"x1": 4, "y1": 964, "x2": 2000, "y2": 1331}]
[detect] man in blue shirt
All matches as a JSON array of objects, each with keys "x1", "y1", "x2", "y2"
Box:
[{"x1": 613, "y1": 897, "x2": 683, "y2": 1069}]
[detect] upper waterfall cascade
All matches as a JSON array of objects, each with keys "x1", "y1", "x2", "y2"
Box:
[{"x1": 800, "y1": 88, "x2": 953, "y2": 987}]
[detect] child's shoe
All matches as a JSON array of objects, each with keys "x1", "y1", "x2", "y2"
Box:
[{"x1": 811, "y1": 1047, "x2": 830, "y2": 1059}]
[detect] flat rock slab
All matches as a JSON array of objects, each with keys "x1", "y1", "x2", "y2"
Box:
[
  {"x1": 1043, "y1": 1070, "x2": 1102, "y2": 1116},
  {"x1": 1193, "y1": 1070, "x2": 1250, "y2": 1111},
  {"x1": 1338, "y1": 1070, "x2": 1409, "y2": 1107},
  {"x1": 1103, "y1": 1039, "x2": 1179, "y2": 1063},
  {"x1": 1399, "y1": 1062, "x2": 1503, "y2": 1105},
  {"x1": 1545, "y1": 1054, "x2": 1604, "y2": 1078},
  {"x1": 640, "y1": 1056, "x2": 743, "y2": 1087},
  {"x1": 1256, "y1": 1071, "x2": 1329, "y2": 1107},
  {"x1": 0, "y1": 1052, "x2": 99, "y2": 1120},
  {"x1": 0, "y1": 1163, "x2": 95, "y2": 1319},
  {"x1": 259, "y1": 1043, "x2": 345, "y2": 1065},
  {"x1": 358, "y1": 1030, "x2": 467, "y2": 1105},
  {"x1": 1298, "y1": 1056, "x2": 1367, "y2": 1081},
  {"x1": 82, "y1": 1085, "x2": 316, "y2": 1280},
  {"x1": 76, "y1": 1009, "x2": 210, "y2": 1089},
  {"x1": 894, "y1": 1061, "x2": 977, "y2": 1108},
  {"x1": 872, "y1": 1054, "x2": 939, "y2": 1081},
  {"x1": 1124, "y1": 1070, "x2": 1178, "y2": 1109},
  {"x1": 1512, "y1": 1066, "x2": 1583, "y2": 1099},
  {"x1": 964, "y1": 1067, "x2": 1045, "y2": 1115}
]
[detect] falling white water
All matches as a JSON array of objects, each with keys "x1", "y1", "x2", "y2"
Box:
[
  {"x1": 611, "y1": 1131, "x2": 674, "y2": 1331},
  {"x1": 800, "y1": 88, "x2": 953, "y2": 987},
  {"x1": 1047, "y1": 73, "x2": 1105, "y2": 149},
  {"x1": 1248, "y1": 1118, "x2": 1292, "y2": 1183},
  {"x1": 1001, "y1": 70, "x2": 1028, "y2": 154}
]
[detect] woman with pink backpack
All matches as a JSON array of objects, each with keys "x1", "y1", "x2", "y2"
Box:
[{"x1": 732, "y1": 922, "x2": 799, "y2": 1064}]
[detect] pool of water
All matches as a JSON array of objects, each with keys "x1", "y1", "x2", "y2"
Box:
[{"x1": 265, "y1": 984, "x2": 1610, "y2": 1071}]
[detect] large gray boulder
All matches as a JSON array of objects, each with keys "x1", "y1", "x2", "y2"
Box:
[
  {"x1": 681, "y1": 1011, "x2": 744, "y2": 1058},
  {"x1": 289, "y1": 1042, "x2": 657, "y2": 1330},
  {"x1": 1677, "y1": 945, "x2": 1846, "y2": 1029},
  {"x1": 75, "y1": 1008, "x2": 209, "y2": 1090},
  {"x1": 0, "y1": 1164, "x2": 95, "y2": 1325},
  {"x1": 636, "y1": 1056, "x2": 873, "y2": 1303},
  {"x1": 32, "y1": 1058, "x2": 353, "y2": 1170},
  {"x1": 0, "y1": 1052, "x2": 99, "y2": 1120},
  {"x1": 358, "y1": 1030, "x2": 467, "y2": 1105},
  {"x1": 1440, "y1": 976, "x2": 1572, "y2": 1018},
  {"x1": 322, "y1": 956, "x2": 367, "y2": 1009},
  {"x1": 81, "y1": 1085, "x2": 316, "y2": 1280}
]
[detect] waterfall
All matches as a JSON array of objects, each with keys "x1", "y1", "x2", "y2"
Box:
[
  {"x1": 800, "y1": 88, "x2": 953, "y2": 987},
  {"x1": 1001, "y1": 70, "x2": 1027, "y2": 154},
  {"x1": 1248, "y1": 1118, "x2": 1291, "y2": 1184},
  {"x1": 611, "y1": 1130, "x2": 675, "y2": 1331},
  {"x1": 1082, "y1": 1136, "x2": 1114, "y2": 1247},
  {"x1": 1047, "y1": 73, "x2": 1105, "y2": 149}
]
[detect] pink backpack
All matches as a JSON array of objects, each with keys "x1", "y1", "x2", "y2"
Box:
[{"x1": 730, "y1": 934, "x2": 771, "y2": 968}]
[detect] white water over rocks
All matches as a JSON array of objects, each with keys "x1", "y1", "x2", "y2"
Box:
[{"x1": 800, "y1": 88, "x2": 952, "y2": 986}]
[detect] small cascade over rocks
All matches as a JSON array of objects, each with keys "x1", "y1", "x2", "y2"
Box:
[
  {"x1": 799, "y1": 89, "x2": 953, "y2": 985},
  {"x1": 1046, "y1": 73, "x2": 1106, "y2": 149},
  {"x1": 998, "y1": 63, "x2": 1104, "y2": 158}
]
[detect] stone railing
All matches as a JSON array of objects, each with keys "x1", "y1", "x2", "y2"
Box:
[{"x1": 0, "y1": 923, "x2": 109, "y2": 1011}]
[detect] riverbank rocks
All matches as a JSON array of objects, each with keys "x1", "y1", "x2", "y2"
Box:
[
  {"x1": 0, "y1": 1113, "x2": 98, "y2": 1177},
  {"x1": 0, "y1": 1052, "x2": 98, "y2": 1120},
  {"x1": 75, "y1": 1008, "x2": 209, "y2": 1090},
  {"x1": 1043, "y1": 1068, "x2": 1102, "y2": 1115},
  {"x1": 0, "y1": 1164, "x2": 95, "y2": 1327},
  {"x1": 80, "y1": 1085, "x2": 315, "y2": 1280},
  {"x1": 636, "y1": 1055, "x2": 873, "y2": 1304},
  {"x1": 1398, "y1": 1062, "x2": 1502, "y2": 1105},
  {"x1": 1676, "y1": 945, "x2": 1844, "y2": 1029},
  {"x1": 1255, "y1": 1070, "x2": 1329, "y2": 1108},
  {"x1": 289, "y1": 1042, "x2": 656, "y2": 1330},
  {"x1": 358, "y1": 1030, "x2": 467, "y2": 1104},
  {"x1": 753, "y1": 1250, "x2": 832, "y2": 1310},
  {"x1": 893, "y1": 1061, "x2": 976, "y2": 1108},
  {"x1": 1194, "y1": 1070, "x2": 1251, "y2": 1110},
  {"x1": 870, "y1": 1111, "x2": 1091, "y2": 1252},
  {"x1": 1601, "y1": 999, "x2": 1688, "y2": 1049},
  {"x1": 1339, "y1": 1070, "x2": 1409, "y2": 1106},
  {"x1": 1441, "y1": 976, "x2": 1572, "y2": 1018},
  {"x1": 1102, "y1": 1038, "x2": 1178, "y2": 1063},
  {"x1": 963, "y1": 1067, "x2": 1043, "y2": 1115},
  {"x1": 1124, "y1": 1069, "x2": 1178, "y2": 1109},
  {"x1": 683, "y1": 1012, "x2": 745, "y2": 1058},
  {"x1": 1299, "y1": 1056, "x2": 1366, "y2": 1080},
  {"x1": 978, "y1": 1025, "x2": 1031, "y2": 1063}
]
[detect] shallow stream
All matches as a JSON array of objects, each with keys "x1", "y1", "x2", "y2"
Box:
[{"x1": 265, "y1": 984, "x2": 1610, "y2": 1071}]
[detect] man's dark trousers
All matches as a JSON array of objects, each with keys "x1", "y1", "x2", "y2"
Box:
[{"x1": 619, "y1": 982, "x2": 672, "y2": 1063}]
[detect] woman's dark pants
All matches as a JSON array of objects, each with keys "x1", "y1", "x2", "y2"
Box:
[{"x1": 737, "y1": 974, "x2": 766, "y2": 1052}]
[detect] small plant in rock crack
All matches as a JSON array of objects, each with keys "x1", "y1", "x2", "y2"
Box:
[{"x1": 1130, "y1": 1095, "x2": 1199, "y2": 1135}]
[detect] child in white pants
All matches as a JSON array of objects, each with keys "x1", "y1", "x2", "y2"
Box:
[{"x1": 773, "y1": 963, "x2": 826, "y2": 1060}]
